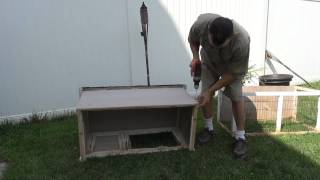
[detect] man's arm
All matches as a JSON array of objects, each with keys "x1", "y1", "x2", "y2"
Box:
[
  {"x1": 208, "y1": 73, "x2": 235, "y2": 94},
  {"x1": 189, "y1": 41, "x2": 201, "y2": 75},
  {"x1": 188, "y1": 19, "x2": 201, "y2": 70},
  {"x1": 190, "y1": 41, "x2": 200, "y2": 60},
  {"x1": 208, "y1": 43, "x2": 250, "y2": 94},
  {"x1": 199, "y1": 72, "x2": 235, "y2": 106}
]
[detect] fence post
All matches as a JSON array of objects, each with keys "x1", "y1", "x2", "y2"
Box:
[
  {"x1": 316, "y1": 96, "x2": 320, "y2": 131},
  {"x1": 276, "y1": 95, "x2": 284, "y2": 132}
]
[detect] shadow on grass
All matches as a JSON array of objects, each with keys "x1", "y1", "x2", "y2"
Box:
[
  {"x1": 0, "y1": 112, "x2": 320, "y2": 179},
  {"x1": 0, "y1": 89, "x2": 319, "y2": 179}
]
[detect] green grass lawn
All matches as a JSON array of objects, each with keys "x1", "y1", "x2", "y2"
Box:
[
  {"x1": 0, "y1": 81, "x2": 319, "y2": 180},
  {"x1": 1, "y1": 116, "x2": 320, "y2": 180}
]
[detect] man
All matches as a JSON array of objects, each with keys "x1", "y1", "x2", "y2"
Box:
[{"x1": 188, "y1": 13, "x2": 250, "y2": 157}]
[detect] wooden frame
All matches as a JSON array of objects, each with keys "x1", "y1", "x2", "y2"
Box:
[
  {"x1": 217, "y1": 85, "x2": 320, "y2": 136},
  {"x1": 85, "y1": 127, "x2": 189, "y2": 158},
  {"x1": 76, "y1": 85, "x2": 197, "y2": 160}
]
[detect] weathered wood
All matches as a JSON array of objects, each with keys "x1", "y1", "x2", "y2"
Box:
[
  {"x1": 243, "y1": 86, "x2": 320, "y2": 96},
  {"x1": 217, "y1": 91, "x2": 222, "y2": 122},
  {"x1": 217, "y1": 119, "x2": 320, "y2": 136},
  {"x1": 90, "y1": 128, "x2": 188, "y2": 152},
  {"x1": 92, "y1": 127, "x2": 175, "y2": 137},
  {"x1": 244, "y1": 86, "x2": 297, "y2": 121},
  {"x1": 217, "y1": 120, "x2": 232, "y2": 135},
  {"x1": 89, "y1": 134, "x2": 95, "y2": 152},
  {"x1": 276, "y1": 95, "x2": 284, "y2": 132},
  {"x1": 295, "y1": 86, "x2": 320, "y2": 92},
  {"x1": 119, "y1": 133, "x2": 127, "y2": 150},
  {"x1": 172, "y1": 128, "x2": 187, "y2": 146},
  {"x1": 77, "y1": 110, "x2": 86, "y2": 161},
  {"x1": 246, "y1": 131, "x2": 320, "y2": 136},
  {"x1": 188, "y1": 106, "x2": 198, "y2": 151},
  {"x1": 220, "y1": 87, "x2": 299, "y2": 123},
  {"x1": 77, "y1": 85, "x2": 197, "y2": 159},
  {"x1": 86, "y1": 146, "x2": 186, "y2": 158},
  {"x1": 77, "y1": 86, "x2": 197, "y2": 111},
  {"x1": 81, "y1": 84, "x2": 186, "y2": 91}
]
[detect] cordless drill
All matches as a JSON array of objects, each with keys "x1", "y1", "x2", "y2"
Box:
[{"x1": 193, "y1": 60, "x2": 201, "y2": 90}]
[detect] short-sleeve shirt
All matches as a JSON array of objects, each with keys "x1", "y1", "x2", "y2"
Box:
[{"x1": 188, "y1": 13, "x2": 250, "y2": 76}]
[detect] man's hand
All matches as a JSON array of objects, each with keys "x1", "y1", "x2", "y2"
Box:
[
  {"x1": 190, "y1": 58, "x2": 201, "y2": 76},
  {"x1": 198, "y1": 90, "x2": 214, "y2": 107}
]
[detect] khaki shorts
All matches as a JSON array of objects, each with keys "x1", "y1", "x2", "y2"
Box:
[{"x1": 201, "y1": 62, "x2": 244, "y2": 102}]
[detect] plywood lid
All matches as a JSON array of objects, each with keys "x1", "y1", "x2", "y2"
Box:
[{"x1": 76, "y1": 85, "x2": 197, "y2": 110}]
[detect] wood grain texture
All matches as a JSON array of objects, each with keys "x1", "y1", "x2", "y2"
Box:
[
  {"x1": 77, "y1": 110, "x2": 86, "y2": 161},
  {"x1": 189, "y1": 106, "x2": 198, "y2": 151}
]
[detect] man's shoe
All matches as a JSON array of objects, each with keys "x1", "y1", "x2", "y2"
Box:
[
  {"x1": 233, "y1": 138, "x2": 248, "y2": 159},
  {"x1": 198, "y1": 128, "x2": 214, "y2": 145}
]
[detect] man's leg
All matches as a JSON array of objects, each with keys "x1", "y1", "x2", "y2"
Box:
[
  {"x1": 197, "y1": 56, "x2": 218, "y2": 144},
  {"x1": 232, "y1": 99, "x2": 247, "y2": 158},
  {"x1": 232, "y1": 99, "x2": 245, "y2": 133},
  {"x1": 198, "y1": 96, "x2": 215, "y2": 145},
  {"x1": 224, "y1": 78, "x2": 247, "y2": 158},
  {"x1": 203, "y1": 97, "x2": 213, "y2": 127}
]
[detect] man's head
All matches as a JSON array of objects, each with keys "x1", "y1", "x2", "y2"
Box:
[{"x1": 208, "y1": 17, "x2": 233, "y2": 47}]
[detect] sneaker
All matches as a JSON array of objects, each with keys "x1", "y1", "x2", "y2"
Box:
[
  {"x1": 233, "y1": 138, "x2": 248, "y2": 159},
  {"x1": 198, "y1": 128, "x2": 214, "y2": 145}
]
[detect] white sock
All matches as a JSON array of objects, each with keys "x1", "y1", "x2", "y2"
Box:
[
  {"x1": 235, "y1": 130, "x2": 246, "y2": 140},
  {"x1": 205, "y1": 117, "x2": 213, "y2": 131}
]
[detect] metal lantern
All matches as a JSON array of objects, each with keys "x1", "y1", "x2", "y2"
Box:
[{"x1": 140, "y1": 2, "x2": 148, "y2": 26}]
